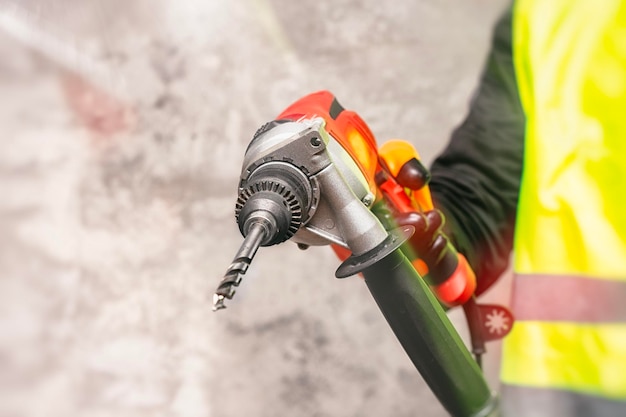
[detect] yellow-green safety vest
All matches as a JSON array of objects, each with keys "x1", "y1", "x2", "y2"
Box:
[{"x1": 502, "y1": 0, "x2": 626, "y2": 414}]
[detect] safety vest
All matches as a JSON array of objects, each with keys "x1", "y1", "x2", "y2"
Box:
[{"x1": 501, "y1": 0, "x2": 626, "y2": 415}]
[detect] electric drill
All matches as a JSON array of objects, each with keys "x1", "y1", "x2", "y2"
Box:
[
  {"x1": 213, "y1": 91, "x2": 497, "y2": 417},
  {"x1": 214, "y1": 90, "x2": 476, "y2": 310}
]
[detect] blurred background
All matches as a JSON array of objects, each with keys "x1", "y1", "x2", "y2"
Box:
[{"x1": 0, "y1": 0, "x2": 510, "y2": 416}]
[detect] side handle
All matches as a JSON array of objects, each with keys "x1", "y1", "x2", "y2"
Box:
[{"x1": 360, "y1": 249, "x2": 497, "y2": 417}]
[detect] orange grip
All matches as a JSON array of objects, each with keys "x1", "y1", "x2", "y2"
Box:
[
  {"x1": 378, "y1": 140, "x2": 433, "y2": 210},
  {"x1": 379, "y1": 140, "x2": 476, "y2": 306},
  {"x1": 431, "y1": 254, "x2": 476, "y2": 306}
]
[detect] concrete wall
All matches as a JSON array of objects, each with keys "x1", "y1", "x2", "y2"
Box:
[{"x1": 0, "y1": 1, "x2": 509, "y2": 416}]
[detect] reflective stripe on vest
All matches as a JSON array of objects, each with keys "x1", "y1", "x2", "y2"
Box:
[
  {"x1": 500, "y1": 384, "x2": 626, "y2": 417},
  {"x1": 512, "y1": 274, "x2": 626, "y2": 322},
  {"x1": 504, "y1": 0, "x2": 626, "y2": 407}
]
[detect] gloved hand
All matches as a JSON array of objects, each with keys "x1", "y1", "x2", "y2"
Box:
[
  {"x1": 396, "y1": 209, "x2": 453, "y2": 276},
  {"x1": 378, "y1": 140, "x2": 476, "y2": 306}
]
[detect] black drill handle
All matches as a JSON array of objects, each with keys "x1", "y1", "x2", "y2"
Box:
[{"x1": 361, "y1": 249, "x2": 497, "y2": 417}]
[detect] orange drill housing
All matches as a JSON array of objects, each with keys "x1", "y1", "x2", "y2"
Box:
[
  {"x1": 277, "y1": 90, "x2": 380, "y2": 197},
  {"x1": 276, "y1": 90, "x2": 475, "y2": 306}
]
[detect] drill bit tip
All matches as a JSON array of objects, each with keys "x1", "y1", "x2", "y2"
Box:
[
  {"x1": 212, "y1": 219, "x2": 270, "y2": 312},
  {"x1": 212, "y1": 294, "x2": 226, "y2": 312}
]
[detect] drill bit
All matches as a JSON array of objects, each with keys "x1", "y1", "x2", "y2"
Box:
[{"x1": 213, "y1": 221, "x2": 268, "y2": 311}]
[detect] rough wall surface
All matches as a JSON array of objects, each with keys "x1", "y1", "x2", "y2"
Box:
[{"x1": 0, "y1": 1, "x2": 509, "y2": 416}]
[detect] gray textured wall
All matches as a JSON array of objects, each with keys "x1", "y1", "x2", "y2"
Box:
[{"x1": 0, "y1": 1, "x2": 509, "y2": 416}]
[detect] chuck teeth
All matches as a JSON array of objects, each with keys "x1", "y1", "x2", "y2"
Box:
[{"x1": 234, "y1": 179, "x2": 303, "y2": 243}]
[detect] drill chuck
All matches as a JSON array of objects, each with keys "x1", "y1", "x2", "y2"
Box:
[
  {"x1": 214, "y1": 160, "x2": 314, "y2": 311},
  {"x1": 236, "y1": 183, "x2": 299, "y2": 245},
  {"x1": 235, "y1": 161, "x2": 313, "y2": 245}
]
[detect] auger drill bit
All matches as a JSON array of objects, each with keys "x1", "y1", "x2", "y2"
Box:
[{"x1": 213, "y1": 220, "x2": 269, "y2": 311}]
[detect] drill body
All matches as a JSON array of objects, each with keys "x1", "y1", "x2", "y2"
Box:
[
  {"x1": 212, "y1": 91, "x2": 500, "y2": 417},
  {"x1": 213, "y1": 106, "x2": 393, "y2": 310},
  {"x1": 217, "y1": 90, "x2": 475, "y2": 308}
]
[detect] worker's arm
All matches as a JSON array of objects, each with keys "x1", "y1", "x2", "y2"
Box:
[{"x1": 429, "y1": 7, "x2": 525, "y2": 295}]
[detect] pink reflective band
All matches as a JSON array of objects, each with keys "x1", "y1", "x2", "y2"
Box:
[{"x1": 512, "y1": 274, "x2": 626, "y2": 322}]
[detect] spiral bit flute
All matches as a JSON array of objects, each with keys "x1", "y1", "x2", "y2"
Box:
[{"x1": 213, "y1": 220, "x2": 269, "y2": 311}]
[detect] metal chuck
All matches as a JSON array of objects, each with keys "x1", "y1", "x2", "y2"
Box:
[{"x1": 213, "y1": 161, "x2": 313, "y2": 311}]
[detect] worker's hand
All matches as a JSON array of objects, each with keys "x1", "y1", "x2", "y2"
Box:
[
  {"x1": 396, "y1": 208, "x2": 476, "y2": 306},
  {"x1": 378, "y1": 139, "x2": 446, "y2": 271},
  {"x1": 395, "y1": 210, "x2": 455, "y2": 277},
  {"x1": 378, "y1": 139, "x2": 476, "y2": 306}
]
